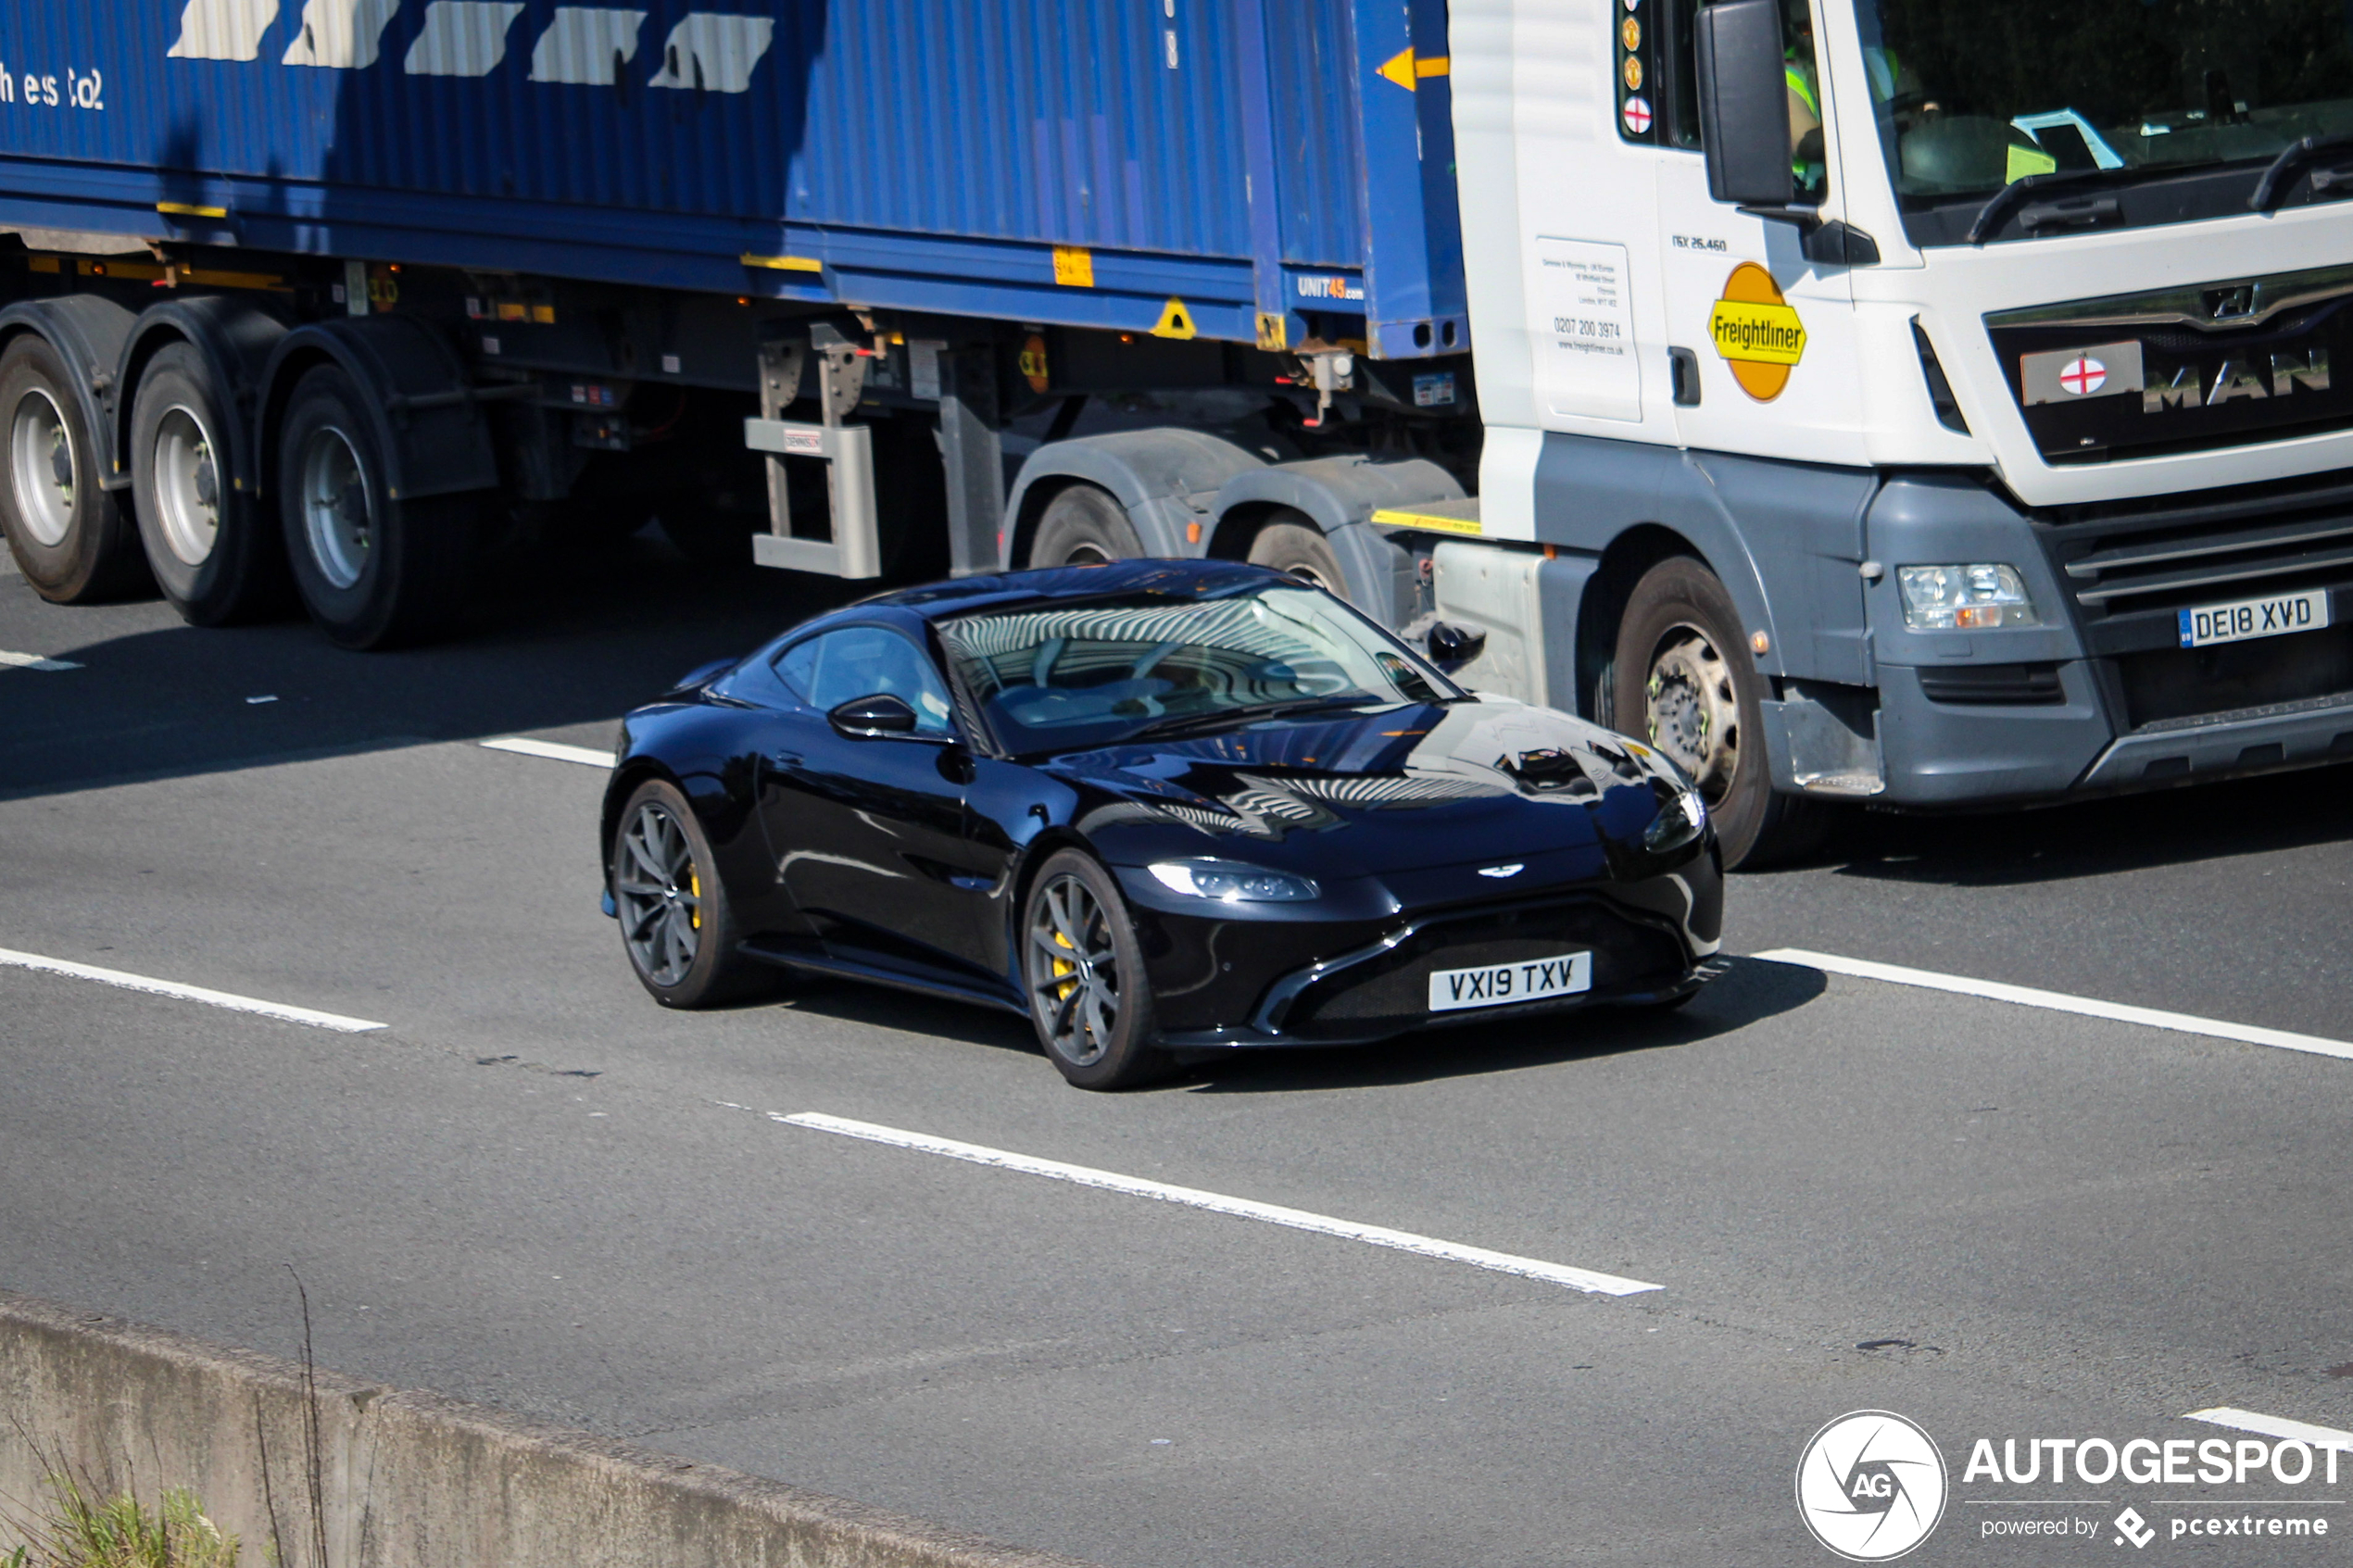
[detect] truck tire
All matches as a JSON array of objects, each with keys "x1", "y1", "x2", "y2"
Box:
[
  {"x1": 1246, "y1": 511, "x2": 1350, "y2": 599},
  {"x1": 0, "y1": 333, "x2": 147, "y2": 602},
  {"x1": 277, "y1": 363, "x2": 476, "y2": 649},
  {"x1": 1028, "y1": 482, "x2": 1143, "y2": 567},
  {"x1": 131, "y1": 342, "x2": 288, "y2": 625},
  {"x1": 1611, "y1": 555, "x2": 1827, "y2": 870}
]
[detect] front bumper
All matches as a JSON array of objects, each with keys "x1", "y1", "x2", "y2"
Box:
[{"x1": 1128, "y1": 856, "x2": 1723, "y2": 1049}]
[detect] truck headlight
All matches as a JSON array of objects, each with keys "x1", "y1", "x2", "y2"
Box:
[
  {"x1": 1896, "y1": 564, "x2": 2040, "y2": 631},
  {"x1": 1147, "y1": 859, "x2": 1319, "y2": 902}
]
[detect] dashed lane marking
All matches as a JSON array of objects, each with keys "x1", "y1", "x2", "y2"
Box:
[
  {"x1": 0, "y1": 649, "x2": 82, "y2": 671},
  {"x1": 480, "y1": 737, "x2": 611, "y2": 768},
  {"x1": 0, "y1": 947, "x2": 388, "y2": 1033},
  {"x1": 1753, "y1": 949, "x2": 2353, "y2": 1063},
  {"x1": 2185, "y1": 1407, "x2": 2353, "y2": 1451},
  {"x1": 773, "y1": 1110, "x2": 1663, "y2": 1296}
]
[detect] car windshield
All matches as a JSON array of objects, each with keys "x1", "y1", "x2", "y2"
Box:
[
  {"x1": 937, "y1": 583, "x2": 1462, "y2": 755},
  {"x1": 1853, "y1": 0, "x2": 2353, "y2": 206}
]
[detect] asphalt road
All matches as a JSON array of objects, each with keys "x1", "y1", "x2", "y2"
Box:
[{"x1": 3, "y1": 537, "x2": 2350, "y2": 1567}]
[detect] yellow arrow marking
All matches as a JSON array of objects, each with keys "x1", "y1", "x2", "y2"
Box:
[{"x1": 1377, "y1": 47, "x2": 1450, "y2": 89}]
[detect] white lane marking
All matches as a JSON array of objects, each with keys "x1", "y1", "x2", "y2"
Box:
[
  {"x1": 779, "y1": 1110, "x2": 1663, "y2": 1296},
  {"x1": 0, "y1": 649, "x2": 82, "y2": 671},
  {"x1": 0, "y1": 947, "x2": 388, "y2": 1033},
  {"x1": 480, "y1": 736, "x2": 611, "y2": 768},
  {"x1": 1754, "y1": 948, "x2": 2353, "y2": 1063},
  {"x1": 2185, "y1": 1407, "x2": 2353, "y2": 1452}
]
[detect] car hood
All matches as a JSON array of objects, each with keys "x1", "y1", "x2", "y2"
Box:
[{"x1": 1045, "y1": 697, "x2": 1674, "y2": 875}]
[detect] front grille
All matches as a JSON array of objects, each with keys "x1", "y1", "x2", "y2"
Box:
[
  {"x1": 1917, "y1": 663, "x2": 2065, "y2": 706},
  {"x1": 2117, "y1": 623, "x2": 2353, "y2": 727},
  {"x1": 1283, "y1": 897, "x2": 1684, "y2": 1032},
  {"x1": 2028, "y1": 469, "x2": 2353, "y2": 672}
]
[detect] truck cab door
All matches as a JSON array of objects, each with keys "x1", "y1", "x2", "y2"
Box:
[{"x1": 1644, "y1": 0, "x2": 1865, "y2": 463}]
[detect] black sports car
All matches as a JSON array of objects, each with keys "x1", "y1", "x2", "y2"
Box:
[{"x1": 601, "y1": 559, "x2": 1723, "y2": 1088}]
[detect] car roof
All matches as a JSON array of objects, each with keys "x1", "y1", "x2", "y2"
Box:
[{"x1": 859, "y1": 558, "x2": 1291, "y2": 623}]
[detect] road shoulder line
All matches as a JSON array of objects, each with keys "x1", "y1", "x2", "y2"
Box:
[
  {"x1": 776, "y1": 1110, "x2": 1662, "y2": 1296},
  {"x1": 1752, "y1": 948, "x2": 2353, "y2": 1062},
  {"x1": 0, "y1": 947, "x2": 388, "y2": 1033},
  {"x1": 2185, "y1": 1407, "x2": 2353, "y2": 1451}
]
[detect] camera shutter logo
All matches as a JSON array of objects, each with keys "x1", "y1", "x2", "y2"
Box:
[{"x1": 1795, "y1": 1411, "x2": 1948, "y2": 1561}]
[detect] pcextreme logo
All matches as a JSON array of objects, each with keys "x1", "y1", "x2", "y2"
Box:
[
  {"x1": 1708, "y1": 260, "x2": 1806, "y2": 402},
  {"x1": 1797, "y1": 1411, "x2": 1950, "y2": 1562}
]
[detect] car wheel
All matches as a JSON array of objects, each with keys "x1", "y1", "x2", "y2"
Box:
[
  {"x1": 1022, "y1": 849, "x2": 1170, "y2": 1089},
  {"x1": 1611, "y1": 555, "x2": 1827, "y2": 870},
  {"x1": 0, "y1": 333, "x2": 148, "y2": 602},
  {"x1": 277, "y1": 363, "x2": 476, "y2": 649},
  {"x1": 131, "y1": 342, "x2": 290, "y2": 625},
  {"x1": 1246, "y1": 512, "x2": 1350, "y2": 599},
  {"x1": 1027, "y1": 483, "x2": 1144, "y2": 568},
  {"x1": 611, "y1": 778, "x2": 766, "y2": 1008}
]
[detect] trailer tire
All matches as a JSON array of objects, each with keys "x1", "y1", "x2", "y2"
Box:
[
  {"x1": 131, "y1": 343, "x2": 289, "y2": 626},
  {"x1": 0, "y1": 334, "x2": 147, "y2": 602},
  {"x1": 1611, "y1": 555, "x2": 1828, "y2": 870},
  {"x1": 277, "y1": 364, "x2": 475, "y2": 650},
  {"x1": 1028, "y1": 483, "x2": 1144, "y2": 567},
  {"x1": 1245, "y1": 512, "x2": 1350, "y2": 599}
]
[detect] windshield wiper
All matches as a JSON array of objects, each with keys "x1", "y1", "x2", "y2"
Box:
[
  {"x1": 1124, "y1": 696, "x2": 1386, "y2": 742},
  {"x1": 2248, "y1": 132, "x2": 2353, "y2": 212},
  {"x1": 1965, "y1": 166, "x2": 2146, "y2": 245}
]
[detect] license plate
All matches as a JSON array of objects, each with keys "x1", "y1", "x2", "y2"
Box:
[
  {"x1": 2178, "y1": 588, "x2": 2330, "y2": 648},
  {"x1": 1427, "y1": 951, "x2": 1592, "y2": 1013}
]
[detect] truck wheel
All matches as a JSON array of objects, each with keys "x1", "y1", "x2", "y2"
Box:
[
  {"x1": 0, "y1": 333, "x2": 147, "y2": 602},
  {"x1": 131, "y1": 343, "x2": 288, "y2": 625},
  {"x1": 277, "y1": 363, "x2": 475, "y2": 649},
  {"x1": 1028, "y1": 483, "x2": 1143, "y2": 567},
  {"x1": 1246, "y1": 512, "x2": 1349, "y2": 599},
  {"x1": 1611, "y1": 555, "x2": 1826, "y2": 870}
]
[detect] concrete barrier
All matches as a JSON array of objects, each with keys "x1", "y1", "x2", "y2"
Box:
[{"x1": 0, "y1": 1288, "x2": 1095, "y2": 1568}]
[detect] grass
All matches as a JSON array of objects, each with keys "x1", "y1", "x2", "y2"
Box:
[{"x1": 2, "y1": 1474, "x2": 238, "y2": 1568}]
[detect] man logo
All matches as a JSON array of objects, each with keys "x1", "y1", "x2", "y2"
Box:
[{"x1": 1796, "y1": 1411, "x2": 1947, "y2": 1562}]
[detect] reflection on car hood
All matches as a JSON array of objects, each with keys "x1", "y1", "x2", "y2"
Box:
[{"x1": 1047, "y1": 697, "x2": 1666, "y2": 872}]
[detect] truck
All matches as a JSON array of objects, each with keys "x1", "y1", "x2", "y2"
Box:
[{"x1": 5, "y1": 0, "x2": 2352, "y2": 866}]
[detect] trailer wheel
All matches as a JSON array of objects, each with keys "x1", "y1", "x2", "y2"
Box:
[
  {"x1": 131, "y1": 343, "x2": 288, "y2": 625},
  {"x1": 277, "y1": 364, "x2": 475, "y2": 650},
  {"x1": 0, "y1": 333, "x2": 146, "y2": 602},
  {"x1": 1611, "y1": 555, "x2": 1827, "y2": 870},
  {"x1": 1028, "y1": 483, "x2": 1143, "y2": 567},
  {"x1": 1246, "y1": 511, "x2": 1350, "y2": 600}
]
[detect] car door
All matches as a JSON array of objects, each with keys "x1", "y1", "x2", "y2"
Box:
[{"x1": 755, "y1": 623, "x2": 1001, "y2": 981}]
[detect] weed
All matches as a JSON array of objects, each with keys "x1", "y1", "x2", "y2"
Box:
[{"x1": 2, "y1": 1474, "x2": 237, "y2": 1568}]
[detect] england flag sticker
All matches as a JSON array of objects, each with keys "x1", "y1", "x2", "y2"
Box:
[
  {"x1": 2019, "y1": 340, "x2": 2143, "y2": 405},
  {"x1": 1622, "y1": 94, "x2": 1653, "y2": 134}
]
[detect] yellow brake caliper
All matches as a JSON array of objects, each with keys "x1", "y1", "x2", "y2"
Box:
[
  {"x1": 1051, "y1": 930, "x2": 1078, "y2": 1013},
  {"x1": 688, "y1": 865, "x2": 701, "y2": 933}
]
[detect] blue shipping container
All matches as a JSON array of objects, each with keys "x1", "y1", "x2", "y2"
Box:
[{"x1": 0, "y1": 0, "x2": 1466, "y2": 357}]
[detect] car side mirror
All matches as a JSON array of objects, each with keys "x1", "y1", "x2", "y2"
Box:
[
  {"x1": 1425, "y1": 621, "x2": 1487, "y2": 671},
  {"x1": 1696, "y1": 0, "x2": 1795, "y2": 208},
  {"x1": 828, "y1": 692, "x2": 919, "y2": 737}
]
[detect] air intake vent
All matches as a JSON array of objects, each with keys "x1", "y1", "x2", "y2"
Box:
[{"x1": 1916, "y1": 663, "x2": 2064, "y2": 706}]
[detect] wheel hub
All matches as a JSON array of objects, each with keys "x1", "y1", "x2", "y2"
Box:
[
  {"x1": 1644, "y1": 627, "x2": 1741, "y2": 799},
  {"x1": 10, "y1": 389, "x2": 75, "y2": 548}
]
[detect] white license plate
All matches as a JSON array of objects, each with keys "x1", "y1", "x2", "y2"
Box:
[
  {"x1": 2178, "y1": 588, "x2": 2330, "y2": 649},
  {"x1": 1427, "y1": 951, "x2": 1592, "y2": 1013}
]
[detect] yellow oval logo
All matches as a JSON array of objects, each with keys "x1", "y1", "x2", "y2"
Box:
[{"x1": 1707, "y1": 262, "x2": 1806, "y2": 401}]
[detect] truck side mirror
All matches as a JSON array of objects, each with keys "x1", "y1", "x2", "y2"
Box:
[{"x1": 1695, "y1": 0, "x2": 1796, "y2": 208}]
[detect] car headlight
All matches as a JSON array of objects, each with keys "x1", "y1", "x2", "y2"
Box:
[
  {"x1": 1147, "y1": 859, "x2": 1320, "y2": 902},
  {"x1": 1643, "y1": 780, "x2": 1708, "y2": 853},
  {"x1": 1897, "y1": 564, "x2": 2039, "y2": 630}
]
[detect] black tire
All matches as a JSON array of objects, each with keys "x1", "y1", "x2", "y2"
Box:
[
  {"x1": 1021, "y1": 849, "x2": 1171, "y2": 1090},
  {"x1": 610, "y1": 777, "x2": 768, "y2": 1008},
  {"x1": 0, "y1": 333, "x2": 148, "y2": 602},
  {"x1": 276, "y1": 363, "x2": 476, "y2": 649},
  {"x1": 1611, "y1": 555, "x2": 1828, "y2": 870},
  {"x1": 131, "y1": 342, "x2": 289, "y2": 626},
  {"x1": 1245, "y1": 511, "x2": 1350, "y2": 599},
  {"x1": 1027, "y1": 483, "x2": 1144, "y2": 568}
]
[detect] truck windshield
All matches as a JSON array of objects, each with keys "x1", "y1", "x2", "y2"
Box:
[{"x1": 1852, "y1": 0, "x2": 2353, "y2": 220}]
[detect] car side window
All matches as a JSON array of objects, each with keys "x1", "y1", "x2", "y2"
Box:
[{"x1": 774, "y1": 625, "x2": 955, "y2": 734}]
